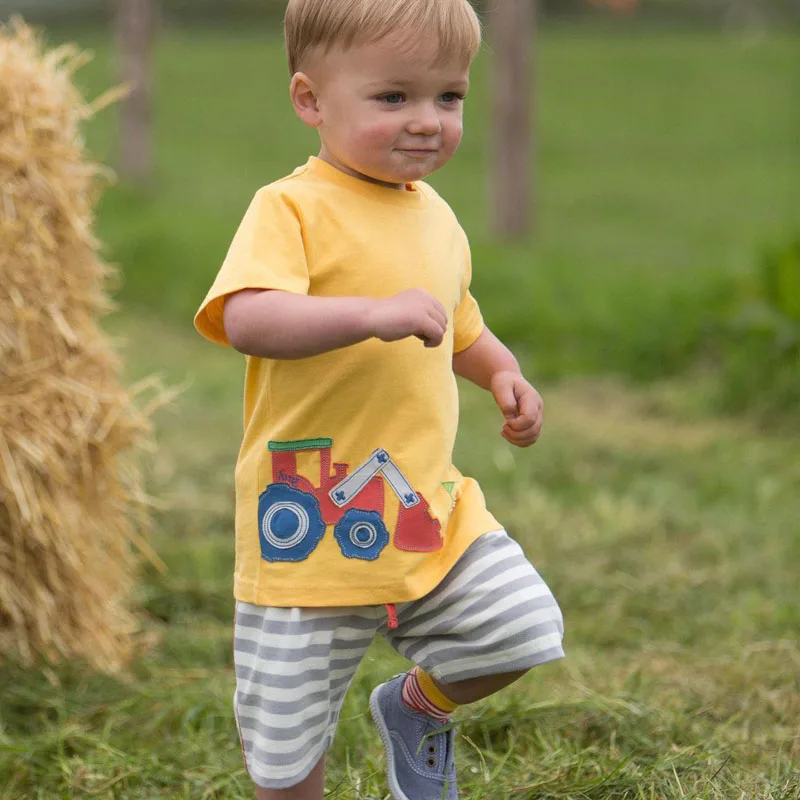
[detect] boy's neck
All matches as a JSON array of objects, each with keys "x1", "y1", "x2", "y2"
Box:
[{"x1": 317, "y1": 147, "x2": 407, "y2": 191}]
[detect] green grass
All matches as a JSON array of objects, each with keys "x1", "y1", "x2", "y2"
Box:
[
  {"x1": 1, "y1": 25, "x2": 799, "y2": 799},
  {"x1": 64, "y1": 26, "x2": 800, "y2": 383},
  {"x1": 2, "y1": 314, "x2": 798, "y2": 798}
]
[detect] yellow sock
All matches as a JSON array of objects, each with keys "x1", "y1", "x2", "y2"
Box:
[
  {"x1": 416, "y1": 668, "x2": 459, "y2": 713},
  {"x1": 401, "y1": 666, "x2": 459, "y2": 721}
]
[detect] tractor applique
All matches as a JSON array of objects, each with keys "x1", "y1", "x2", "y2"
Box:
[{"x1": 258, "y1": 438, "x2": 443, "y2": 562}]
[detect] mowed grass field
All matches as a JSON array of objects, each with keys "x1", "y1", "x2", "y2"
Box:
[
  {"x1": 1, "y1": 25, "x2": 799, "y2": 799},
  {"x1": 75, "y1": 25, "x2": 799, "y2": 379}
]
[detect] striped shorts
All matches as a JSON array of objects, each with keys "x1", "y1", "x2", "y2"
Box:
[{"x1": 233, "y1": 529, "x2": 564, "y2": 790}]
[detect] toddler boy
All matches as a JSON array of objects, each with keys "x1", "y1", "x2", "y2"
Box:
[{"x1": 194, "y1": 0, "x2": 564, "y2": 797}]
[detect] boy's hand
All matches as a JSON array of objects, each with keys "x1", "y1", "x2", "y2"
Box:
[
  {"x1": 490, "y1": 371, "x2": 543, "y2": 447},
  {"x1": 369, "y1": 289, "x2": 448, "y2": 348}
]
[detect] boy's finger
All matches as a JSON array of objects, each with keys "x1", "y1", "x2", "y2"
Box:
[
  {"x1": 506, "y1": 414, "x2": 535, "y2": 432},
  {"x1": 506, "y1": 417, "x2": 539, "y2": 435},
  {"x1": 431, "y1": 307, "x2": 448, "y2": 329},
  {"x1": 502, "y1": 429, "x2": 534, "y2": 447},
  {"x1": 420, "y1": 316, "x2": 445, "y2": 345},
  {"x1": 493, "y1": 383, "x2": 519, "y2": 419},
  {"x1": 503, "y1": 428, "x2": 538, "y2": 447},
  {"x1": 517, "y1": 386, "x2": 542, "y2": 419},
  {"x1": 503, "y1": 418, "x2": 541, "y2": 443}
]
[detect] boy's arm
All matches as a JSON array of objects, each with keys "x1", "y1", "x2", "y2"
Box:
[
  {"x1": 223, "y1": 288, "x2": 448, "y2": 360},
  {"x1": 453, "y1": 327, "x2": 543, "y2": 447}
]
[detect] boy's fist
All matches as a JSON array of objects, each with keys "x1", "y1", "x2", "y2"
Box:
[
  {"x1": 490, "y1": 371, "x2": 543, "y2": 447},
  {"x1": 368, "y1": 289, "x2": 448, "y2": 348}
]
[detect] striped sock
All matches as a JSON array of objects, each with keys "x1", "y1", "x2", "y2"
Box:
[{"x1": 401, "y1": 667, "x2": 459, "y2": 722}]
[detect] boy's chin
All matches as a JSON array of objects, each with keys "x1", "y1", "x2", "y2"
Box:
[
  {"x1": 368, "y1": 161, "x2": 441, "y2": 186},
  {"x1": 335, "y1": 154, "x2": 444, "y2": 188}
]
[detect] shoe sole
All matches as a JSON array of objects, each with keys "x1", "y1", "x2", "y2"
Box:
[{"x1": 369, "y1": 685, "x2": 414, "y2": 800}]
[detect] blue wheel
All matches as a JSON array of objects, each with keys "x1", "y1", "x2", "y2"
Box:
[
  {"x1": 258, "y1": 484, "x2": 325, "y2": 562},
  {"x1": 334, "y1": 509, "x2": 389, "y2": 561}
]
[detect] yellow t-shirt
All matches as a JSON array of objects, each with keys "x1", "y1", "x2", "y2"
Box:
[{"x1": 195, "y1": 156, "x2": 500, "y2": 606}]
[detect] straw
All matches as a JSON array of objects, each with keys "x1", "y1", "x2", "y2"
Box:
[{"x1": 0, "y1": 18, "x2": 164, "y2": 672}]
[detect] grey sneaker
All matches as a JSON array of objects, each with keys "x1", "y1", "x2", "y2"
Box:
[{"x1": 369, "y1": 673, "x2": 458, "y2": 800}]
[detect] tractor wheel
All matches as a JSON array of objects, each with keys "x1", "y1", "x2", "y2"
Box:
[
  {"x1": 258, "y1": 484, "x2": 326, "y2": 562},
  {"x1": 333, "y1": 509, "x2": 389, "y2": 561}
]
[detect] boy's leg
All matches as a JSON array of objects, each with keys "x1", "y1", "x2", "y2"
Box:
[
  {"x1": 254, "y1": 755, "x2": 325, "y2": 800},
  {"x1": 370, "y1": 530, "x2": 564, "y2": 799},
  {"x1": 432, "y1": 668, "x2": 529, "y2": 705},
  {"x1": 387, "y1": 529, "x2": 565, "y2": 688},
  {"x1": 233, "y1": 603, "x2": 378, "y2": 795}
]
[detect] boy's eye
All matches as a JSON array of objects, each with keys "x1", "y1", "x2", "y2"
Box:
[
  {"x1": 378, "y1": 93, "x2": 405, "y2": 105},
  {"x1": 440, "y1": 92, "x2": 465, "y2": 104}
]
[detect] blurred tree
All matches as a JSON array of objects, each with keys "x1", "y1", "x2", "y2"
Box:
[
  {"x1": 489, "y1": 0, "x2": 535, "y2": 239},
  {"x1": 116, "y1": 0, "x2": 155, "y2": 184},
  {"x1": 3, "y1": 0, "x2": 796, "y2": 26},
  {"x1": 588, "y1": 0, "x2": 639, "y2": 13}
]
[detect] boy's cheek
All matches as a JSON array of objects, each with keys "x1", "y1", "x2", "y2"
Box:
[
  {"x1": 442, "y1": 126, "x2": 464, "y2": 159},
  {"x1": 359, "y1": 118, "x2": 402, "y2": 146}
]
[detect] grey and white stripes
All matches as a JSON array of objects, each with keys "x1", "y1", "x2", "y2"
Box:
[{"x1": 233, "y1": 529, "x2": 564, "y2": 790}]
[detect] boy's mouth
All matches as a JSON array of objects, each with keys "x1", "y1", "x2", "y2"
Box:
[{"x1": 397, "y1": 148, "x2": 438, "y2": 157}]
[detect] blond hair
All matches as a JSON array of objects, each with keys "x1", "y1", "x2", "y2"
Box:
[{"x1": 284, "y1": 0, "x2": 482, "y2": 74}]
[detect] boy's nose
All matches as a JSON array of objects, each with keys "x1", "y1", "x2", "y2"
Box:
[{"x1": 407, "y1": 106, "x2": 442, "y2": 136}]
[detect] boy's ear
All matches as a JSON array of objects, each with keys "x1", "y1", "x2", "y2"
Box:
[{"x1": 290, "y1": 73, "x2": 322, "y2": 128}]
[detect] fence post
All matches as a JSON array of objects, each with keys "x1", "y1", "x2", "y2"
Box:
[
  {"x1": 116, "y1": 0, "x2": 155, "y2": 184},
  {"x1": 489, "y1": 0, "x2": 536, "y2": 239}
]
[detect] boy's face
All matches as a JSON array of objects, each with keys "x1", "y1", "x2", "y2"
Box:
[{"x1": 295, "y1": 32, "x2": 471, "y2": 189}]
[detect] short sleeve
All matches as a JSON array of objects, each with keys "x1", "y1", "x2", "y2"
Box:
[
  {"x1": 453, "y1": 291, "x2": 484, "y2": 353},
  {"x1": 452, "y1": 239, "x2": 484, "y2": 354},
  {"x1": 194, "y1": 188, "x2": 310, "y2": 346}
]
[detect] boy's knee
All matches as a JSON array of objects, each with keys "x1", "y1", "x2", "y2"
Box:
[{"x1": 253, "y1": 753, "x2": 326, "y2": 800}]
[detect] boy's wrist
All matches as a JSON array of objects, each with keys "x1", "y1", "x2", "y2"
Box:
[
  {"x1": 489, "y1": 367, "x2": 524, "y2": 393},
  {"x1": 490, "y1": 364, "x2": 523, "y2": 381},
  {"x1": 361, "y1": 297, "x2": 382, "y2": 340},
  {"x1": 487, "y1": 360, "x2": 523, "y2": 390},
  {"x1": 317, "y1": 296, "x2": 378, "y2": 347}
]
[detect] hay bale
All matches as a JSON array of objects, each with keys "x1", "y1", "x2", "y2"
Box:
[{"x1": 0, "y1": 18, "x2": 161, "y2": 672}]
